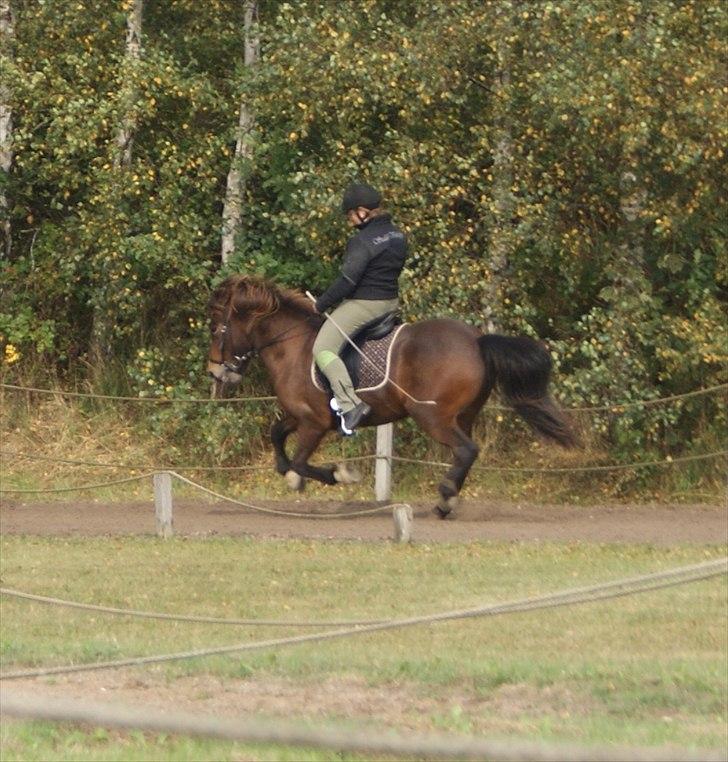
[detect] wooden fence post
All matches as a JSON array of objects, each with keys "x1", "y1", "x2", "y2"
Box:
[
  {"x1": 153, "y1": 472, "x2": 173, "y2": 539},
  {"x1": 392, "y1": 504, "x2": 413, "y2": 543},
  {"x1": 375, "y1": 423, "x2": 393, "y2": 502}
]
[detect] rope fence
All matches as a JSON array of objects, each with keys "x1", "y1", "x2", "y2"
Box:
[
  {"x1": 0, "y1": 472, "x2": 158, "y2": 495},
  {"x1": 2, "y1": 689, "x2": 723, "y2": 762},
  {"x1": 0, "y1": 382, "x2": 277, "y2": 403},
  {"x1": 1, "y1": 558, "x2": 724, "y2": 681},
  {"x1": 2, "y1": 380, "x2": 725, "y2": 412},
  {"x1": 0, "y1": 450, "x2": 728, "y2": 490},
  {"x1": 0, "y1": 587, "x2": 386, "y2": 627},
  {"x1": 0, "y1": 449, "x2": 374, "y2": 472},
  {"x1": 171, "y1": 471, "x2": 396, "y2": 518},
  {"x1": 393, "y1": 450, "x2": 728, "y2": 474},
  {"x1": 4, "y1": 552, "x2": 726, "y2": 629}
]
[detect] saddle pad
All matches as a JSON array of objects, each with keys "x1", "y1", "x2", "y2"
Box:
[{"x1": 312, "y1": 323, "x2": 407, "y2": 394}]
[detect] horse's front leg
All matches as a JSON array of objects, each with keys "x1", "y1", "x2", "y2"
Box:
[
  {"x1": 271, "y1": 415, "x2": 297, "y2": 475},
  {"x1": 284, "y1": 423, "x2": 336, "y2": 491}
]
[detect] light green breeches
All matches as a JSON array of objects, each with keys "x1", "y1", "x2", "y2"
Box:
[{"x1": 313, "y1": 298, "x2": 399, "y2": 413}]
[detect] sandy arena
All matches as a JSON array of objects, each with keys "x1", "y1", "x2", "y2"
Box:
[{"x1": 1, "y1": 497, "x2": 725, "y2": 544}]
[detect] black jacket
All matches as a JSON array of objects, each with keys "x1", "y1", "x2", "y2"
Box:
[{"x1": 315, "y1": 214, "x2": 407, "y2": 313}]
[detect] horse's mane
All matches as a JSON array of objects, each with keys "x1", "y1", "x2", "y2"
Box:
[{"x1": 208, "y1": 275, "x2": 316, "y2": 324}]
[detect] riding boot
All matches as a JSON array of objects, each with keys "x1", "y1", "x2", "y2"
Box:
[{"x1": 342, "y1": 401, "x2": 371, "y2": 432}]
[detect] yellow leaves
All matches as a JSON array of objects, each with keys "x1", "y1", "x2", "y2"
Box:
[{"x1": 4, "y1": 344, "x2": 21, "y2": 366}]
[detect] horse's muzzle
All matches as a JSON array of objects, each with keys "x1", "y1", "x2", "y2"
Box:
[{"x1": 207, "y1": 361, "x2": 243, "y2": 387}]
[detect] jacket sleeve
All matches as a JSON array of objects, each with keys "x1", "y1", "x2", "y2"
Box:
[{"x1": 315, "y1": 237, "x2": 371, "y2": 313}]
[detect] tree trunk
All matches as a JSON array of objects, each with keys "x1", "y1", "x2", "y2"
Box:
[
  {"x1": 114, "y1": 0, "x2": 143, "y2": 168},
  {"x1": 0, "y1": 0, "x2": 14, "y2": 259},
  {"x1": 220, "y1": 0, "x2": 259, "y2": 265},
  {"x1": 484, "y1": 1, "x2": 514, "y2": 334},
  {"x1": 91, "y1": 0, "x2": 143, "y2": 366}
]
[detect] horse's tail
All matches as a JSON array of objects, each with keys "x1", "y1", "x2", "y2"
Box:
[{"x1": 478, "y1": 334, "x2": 578, "y2": 448}]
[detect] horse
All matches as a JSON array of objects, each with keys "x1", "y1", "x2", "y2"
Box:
[{"x1": 207, "y1": 275, "x2": 577, "y2": 517}]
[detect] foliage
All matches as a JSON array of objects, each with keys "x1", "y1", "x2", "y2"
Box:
[{"x1": 1, "y1": 0, "x2": 726, "y2": 464}]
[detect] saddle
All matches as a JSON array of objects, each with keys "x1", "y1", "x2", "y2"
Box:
[{"x1": 313, "y1": 311, "x2": 404, "y2": 393}]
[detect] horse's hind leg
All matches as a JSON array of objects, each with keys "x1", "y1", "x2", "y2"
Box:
[
  {"x1": 438, "y1": 430, "x2": 479, "y2": 517},
  {"x1": 411, "y1": 409, "x2": 479, "y2": 518}
]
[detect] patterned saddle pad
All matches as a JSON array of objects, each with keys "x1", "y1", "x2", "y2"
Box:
[{"x1": 312, "y1": 323, "x2": 407, "y2": 393}]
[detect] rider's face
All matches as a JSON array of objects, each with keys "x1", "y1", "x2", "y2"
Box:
[{"x1": 346, "y1": 208, "x2": 367, "y2": 227}]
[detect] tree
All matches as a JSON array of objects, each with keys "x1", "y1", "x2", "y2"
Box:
[
  {"x1": 114, "y1": 0, "x2": 143, "y2": 168},
  {"x1": 0, "y1": 0, "x2": 13, "y2": 258},
  {"x1": 221, "y1": 0, "x2": 259, "y2": 264}
]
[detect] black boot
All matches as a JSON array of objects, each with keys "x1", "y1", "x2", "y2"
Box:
[{"x1": 342, "y1": 402, "x2": 371, "y2": 433}]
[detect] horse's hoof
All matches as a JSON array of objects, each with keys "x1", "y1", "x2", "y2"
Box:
[
  {"x1": 333, "y1": 463, "x2": 361, "y2": 484},
  {"x1": 284, "y1": 470, "x2": 304, "y2": 491},
  {"x1": 434, "y1": 493, "x2": 459, "y2": 519},
  {"x1": 433, "y1": 505, "x2": 451, "y2": 519}
]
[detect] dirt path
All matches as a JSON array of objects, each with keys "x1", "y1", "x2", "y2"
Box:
[{"x1": 1, "y1": 497, "x2": 725, "y2": 544}]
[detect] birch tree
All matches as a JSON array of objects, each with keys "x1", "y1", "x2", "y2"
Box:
[
  {"x1": 114, "y1": 0, "x2": 143, "y2": 168},
  {"x1": 220, "y1": 0, "x2": 259, "y2": 264},
  {"x1": 0, "y1": 0, "x2": 13, "y2": 258},
  {"x1": 483, "y1": 0, "x2": 514, "y2": 333},
  {"x1": 91, "y1": 0, "x2": 143, "y2": 363}
]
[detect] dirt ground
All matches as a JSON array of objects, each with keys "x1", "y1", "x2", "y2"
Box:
[
  {"x1": 1, "y1": 496, "x2": 726, "y2": 544},
  {"x1": 2, "y1": 671, "x2": 601, "y2": 739}
]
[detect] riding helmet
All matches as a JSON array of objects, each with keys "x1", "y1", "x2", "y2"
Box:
[{"x1": 341, "y1": 182, "x2": 382, "y2": 213}]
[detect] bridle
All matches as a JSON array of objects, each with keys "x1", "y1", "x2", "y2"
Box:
[{"x1": 217, "y1": 312, "x2": 310, "y2": 376}]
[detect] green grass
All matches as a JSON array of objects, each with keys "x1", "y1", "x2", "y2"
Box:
[
  {"x1": 0, "y1": 723, "x2": 373, "y2": 762},
  {"x1": 0, "y1": 537, "x2": 726, "y2": 760}
]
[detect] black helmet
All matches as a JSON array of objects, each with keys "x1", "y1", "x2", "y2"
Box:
[{"x1": 341, "y1": 182, "x2": 381, "y2": 213}]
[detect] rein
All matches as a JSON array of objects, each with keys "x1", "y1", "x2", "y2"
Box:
[{"x1": 221, "y1": 314, "x2": 314, "y2": 375}]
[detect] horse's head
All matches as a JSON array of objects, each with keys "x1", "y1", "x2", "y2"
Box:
[{"x1": 206, "y1": 275, "x2": 280, "y2": 388}]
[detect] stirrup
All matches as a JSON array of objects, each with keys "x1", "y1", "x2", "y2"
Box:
[{"x1": 330, "y1": 398, "x2": 355, "y2": 436}]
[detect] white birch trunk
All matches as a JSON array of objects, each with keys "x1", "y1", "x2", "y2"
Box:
[
  {"x1": 484, "y1": 1, "x2": 514, "y2": 334},
  {"x1": 0, "y1": 0, "x2": 14, "y2": 258},
  {"x1": 114, "y1": 0, "x2": 143, "y2": 168},
  {"x1": 91, "y1": 0, "x2": 143, "y2": 364},
  {"x1": 221, "y1": 0, "x2": 259, "y2": 264}
]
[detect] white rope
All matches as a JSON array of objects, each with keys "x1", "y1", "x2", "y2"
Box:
[
  {"x1": 0, "y1": 472, "x2": 156, "y2": 494},
  {"x1": 0, "y1": 588, "x2": 385, "y2": 627},
  {"x1": 3, "y1": 381, "x2": 724, "y2": 411},
  {"x1": 2, "y1": 558, "x2": 724, "y2": 681},
  {"x1": 2, "y1": 690, "x2": 723, "y2": 762},
  {"x1": 0, "y1": 383, "x2": 276, "y2": 402},
  {"x1": 0, "y1": 449, "x2": 374, "y2": 472},
  {"x1": 392, "y1": 449, "x2": 727, "y2": 473},
  {"x1": 170, "y1": 471, "x2": 396, "y2": 518}
]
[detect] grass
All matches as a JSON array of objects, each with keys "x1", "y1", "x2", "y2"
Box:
[{"x1": 1, "y1": 537, "x2": 726, "y2": 760}]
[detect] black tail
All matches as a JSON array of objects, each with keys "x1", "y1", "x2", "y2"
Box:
[{"x1": 478, "y1": 334, "x2": 578, "y2": 448}]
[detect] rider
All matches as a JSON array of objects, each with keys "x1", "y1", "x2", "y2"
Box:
[{"x1": 313, "y1": 182, "x2": 408, "y2": 433}]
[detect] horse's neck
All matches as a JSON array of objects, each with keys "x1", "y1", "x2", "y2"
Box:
[{"x1": 255, "y1": 308, "x2": 315, "y2": 367}]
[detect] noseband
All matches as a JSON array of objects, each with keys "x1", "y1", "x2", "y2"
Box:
[
  {"x1": 217, "y1": 317, "x2": 309, "y2": 376},
  {"x1": 218, "y1": 324, "x2": 256, "y2": 376}
]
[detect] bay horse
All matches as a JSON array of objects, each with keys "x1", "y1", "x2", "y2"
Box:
[{"x1": 207, "y1": 275, "x2": 576, "y2": 517}]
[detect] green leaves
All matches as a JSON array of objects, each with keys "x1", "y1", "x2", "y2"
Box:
[{"x1": 1, "y1": 0, "x2": 725, "y2": 462}]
